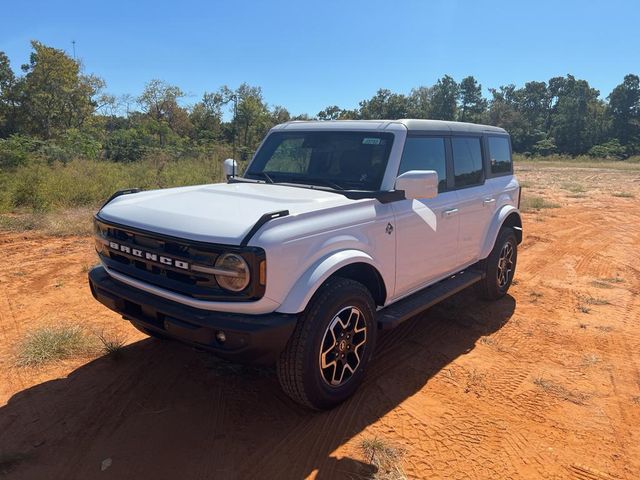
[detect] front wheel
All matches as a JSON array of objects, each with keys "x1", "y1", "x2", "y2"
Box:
[
  {"x1": 276, "y1": 277, "x2": 377, "y2": 410},
  {"x1": 477, "y1": 227, "x2": 518, "y2": 300}
]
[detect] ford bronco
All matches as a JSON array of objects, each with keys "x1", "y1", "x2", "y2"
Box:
[{"x1": 88, "y1": 119, "x2": 522, "y2": 409}]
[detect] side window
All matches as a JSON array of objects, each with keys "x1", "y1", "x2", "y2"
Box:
[
  {"x1": 452, "y1": 137, "x2": 483, "y2": 188},
  {"x1": 487, "y1": 136, "x2": 512, "y2": 174},
  {"x1": 398, "y1": 137, "x2": 447, "y2": 192}
]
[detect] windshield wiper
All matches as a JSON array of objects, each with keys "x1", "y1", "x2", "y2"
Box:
[
  {"x1": 250, "y1": 171, "x2": 275, "y2": 184},
  {"x1": 285, "y1": 177, "x2": 345, "y2": 190}
]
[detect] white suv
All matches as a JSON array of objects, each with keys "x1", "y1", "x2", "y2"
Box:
[{"x1": 89, "y1": 119, "x2": 522, "y2": 409}]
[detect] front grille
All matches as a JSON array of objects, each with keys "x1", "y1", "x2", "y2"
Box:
[{"x1": 94, "y1": 217, "x2": 265, "y2": 301}]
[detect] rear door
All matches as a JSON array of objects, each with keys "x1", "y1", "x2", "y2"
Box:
[
  {"x1": 451, "y1": 136, "x2": 495, "y2": 265},
  {"x1": 391, "y1": 136, "x2": 460, "y2": 298}
]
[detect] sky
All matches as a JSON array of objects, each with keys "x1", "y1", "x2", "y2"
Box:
[{"x1": 2, "y1": 0, "x2": 639, "y2": 117}]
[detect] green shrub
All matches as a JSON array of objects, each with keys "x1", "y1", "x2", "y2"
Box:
[
  {"x1": 0, "y1": 134, "x2": 43, "y2": 169},
  {"x1": 588, "y1": 139, "x2": 627, "y2": 159},
  {"x1": 104, "y1": 128, "x2": 149, "y2": 162}
]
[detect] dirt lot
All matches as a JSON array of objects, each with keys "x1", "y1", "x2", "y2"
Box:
[{"x1": 1, "y1": 165, "x2": 639, "y2": 479}]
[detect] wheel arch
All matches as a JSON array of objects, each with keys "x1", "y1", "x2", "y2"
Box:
[
  {"x1": 276, "y1": 250, "x2": 388, "y2": 314},
  {"x1": 479, "y1": 207, "x2": 523, "y2": 260}
]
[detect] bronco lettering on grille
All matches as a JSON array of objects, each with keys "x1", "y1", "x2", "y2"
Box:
[{"x1": 106, "y1": 240, "x2": 190, "y2": 270}]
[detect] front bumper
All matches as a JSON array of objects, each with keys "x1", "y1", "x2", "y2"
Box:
[{"x1": 88, "y1": 266, "x2": 297, "y2": 365}]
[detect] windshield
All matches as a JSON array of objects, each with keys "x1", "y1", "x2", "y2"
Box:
[{"x1": 245, "y1": 131, "x2": 395, "y2": 191}]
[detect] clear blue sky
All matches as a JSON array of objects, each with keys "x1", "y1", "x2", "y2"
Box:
[{"x1": 2, "y1": 0, "x2": 639, "y2": 116}]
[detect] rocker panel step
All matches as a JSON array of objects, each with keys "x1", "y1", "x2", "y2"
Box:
[{"x1": 376, "y1": 270, "x2": 484, "y2": 330}]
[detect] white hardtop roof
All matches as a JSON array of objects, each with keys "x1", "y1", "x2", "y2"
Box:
[{"x1": 272, "y1": 119, "x2": 507, "y2": 135}]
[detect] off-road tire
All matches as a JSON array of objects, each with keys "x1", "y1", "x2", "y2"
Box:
[
  {"x1": 477, "y1": 227, "x2": 518, "y2": 300},
  {"x1": 276, "y1": 277, "x2": 377, "y2": 410}
]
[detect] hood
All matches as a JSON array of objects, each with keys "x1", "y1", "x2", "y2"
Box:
[{"x1": 98, "y1": 182, "x2": 356, "y2": 245}]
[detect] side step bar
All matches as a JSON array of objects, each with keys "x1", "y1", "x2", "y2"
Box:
[{"x1": 376, "y1": 270, "x2": 484, "y2": 330}]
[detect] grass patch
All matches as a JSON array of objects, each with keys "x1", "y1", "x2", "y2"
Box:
[
  {"x1": 359, "y1": 437, "x2": 407, "y2": 480},
  {"x1": 578, "y1": 294, "x2": 610, "y2": 306},
  {"x1": 0, "y1": 156, "x2": 227, "y2": 214},
  {"x1": 578, "y1": 305, "x2": 591, "y2": 314},
  {"x1": 533, "y1": 377, "x2": 589, "y2": 405},
  {"x1": 612, "y1": 191, "x2": 634, "y2": 198},
  {"x1": 0, "y1": 207, "x2": 93, "y2": 236},
  {"x1": 520, "y1": 195, "x2": 560, "y2": 212},
  {"x1": 97, "y1": 332, "x2": 127, "y2": 360},
  {"x1": 561, "y1": 182, "x2": 586, "y2": 193},
  {"x1": 515, "y1": 154, "x2": 640, "y2": 171},
  {"x1": 16, "y1": 326, "x2": 96, "y2": 367},
  {"x1": 591, "y1": 276, "x2": 625, "y2": 289}
]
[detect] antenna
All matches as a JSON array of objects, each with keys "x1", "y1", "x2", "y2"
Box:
[{"x1": 71, "y1": 40, "x2": 76, "y2": 60}]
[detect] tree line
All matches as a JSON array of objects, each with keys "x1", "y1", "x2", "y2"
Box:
[{"x1": 1, "y1": 40, "x2": 639, "y2": 170}]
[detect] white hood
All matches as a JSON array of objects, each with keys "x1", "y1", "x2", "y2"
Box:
[{"x1": 98, "y1": 182, "x2": 355, "y2": 245}]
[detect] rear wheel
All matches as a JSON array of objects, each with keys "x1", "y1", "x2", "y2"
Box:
[
  {"x1": 277, "y1": 277, "x2": 377, "y2": 410},
  {"x1": 477, "y1": 227, "x2": 518, "y2": 300}
]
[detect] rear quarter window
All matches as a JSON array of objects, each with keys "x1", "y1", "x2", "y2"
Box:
[{"x1": 487, "y1": 136, "x2": 512, "y2": 174}]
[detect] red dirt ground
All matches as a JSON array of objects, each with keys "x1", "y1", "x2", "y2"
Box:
[{"x1": 1, "y1": 165, "x2": 639, "y2": 479}]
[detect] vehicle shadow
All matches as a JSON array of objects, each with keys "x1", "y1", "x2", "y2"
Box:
[{"x1": 0, "y1": 290, "x2": 515, "y2": 479}]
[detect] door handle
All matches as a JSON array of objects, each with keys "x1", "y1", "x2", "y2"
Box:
[
  {"x1": 443, "y1": 208, "x2": 458, "y2": 218},
  {"x1": 483, "y1": 198, "x2": 496, "y2": 206}
]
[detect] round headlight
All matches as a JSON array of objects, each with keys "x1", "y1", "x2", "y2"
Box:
[{"x1": 214, "y1": 253, "x2": 250, "y2": 292}]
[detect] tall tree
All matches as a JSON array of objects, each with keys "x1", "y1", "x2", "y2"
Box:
[
  {"x1": 358, "y1": 89, "x2": 410, "y2": 119},
  {"x1": 0, "y1": 51, "x2": 18, "y2": 136},
  {"x1": 429, "y1": 75, "x2": 458, "y2": 120},
  {"x1": 548, "y1": 75, "x2": 603, "y2": 155},
  {"x1": 458, "y1": 76, "x2": 487, "y2": 123},
  {"x1": 608, "y1": 74, "x2": 640, "y2": 153},
  {"x1": 138, "y1": 79, "x2": 191, "y2": 144},
  {"x1": 407, "y1": 86, "x2": 432, "y2": 119},
  {"x1": 190, "y1": 91, "x2": 225, "y2": 142},
  {"x1": 19, "y1": 41, "x2": 104, "y2": 139},
  {"x1": 232, "y1": 83, "x2": 270, "y2": 158}
]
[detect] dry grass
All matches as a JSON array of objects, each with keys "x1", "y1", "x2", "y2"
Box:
[
  {"x1": 578, "y1": 294, "x2": 611, "y2": 306},
  {"x1": 520, "y1": 195, "x2": 560, "y2": 212},
  {"x1": 97, "y1": 332, "x2": 127, "y2": 360},
  {"x1": 578, "y1": 304, "x2": 591, "y2": 314},
  {"x1": 464, "y1": 368, "x2": 485, "y2": 395},
  {"x1": 561, "y1": 182, "x2": 586, "y2": 193},
  {"x1": 515, "y1": 155, "x2": 640, "y2": 171},
  {"x1": 16, "y1": 326, "x2": 96, "y2": 367},
  {"x1": 611, "y1": 191, "x2": 634, "y2": 198},
  {"x1": 359, "y1": 437, "x2": 407, "y2": 480},
  {"x1": 533, "y1": 377, "x2": 590, "y2": 405},
  {"x1": 0, "y1": 207, "x2": 93, "y2": 236}
]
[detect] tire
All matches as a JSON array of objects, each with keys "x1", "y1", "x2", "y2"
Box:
[
  {"x1": 477, "y1": 227, "x2": 518, "y2": 300},
  {"x1": 277, "y1": 277, "x2": 377, "y2": 410}
]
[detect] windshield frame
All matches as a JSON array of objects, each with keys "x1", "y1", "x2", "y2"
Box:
[{"x1": 243, "y1": 130, "x2": 396, "y2": 193}]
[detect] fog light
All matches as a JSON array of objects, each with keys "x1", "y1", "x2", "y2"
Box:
[{"x1": 215, "y1": 331, "x2": 226, "y2": 343}]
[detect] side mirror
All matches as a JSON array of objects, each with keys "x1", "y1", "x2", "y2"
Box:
[
  {"x1": 395, "y1": 170, "x2": 438, "y2": 200},
  {"x1": 223, "y1": 158, "x2": 238, "y2": 179}
]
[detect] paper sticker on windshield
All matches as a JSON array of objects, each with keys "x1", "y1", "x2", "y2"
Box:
[{"x1": 362, "y1": 138, "x2": 382, "y2": 145}]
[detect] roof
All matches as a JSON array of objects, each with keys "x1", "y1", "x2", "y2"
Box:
[{"x1": 272, "y1": 119, "x2": 507, "y2": 135}]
